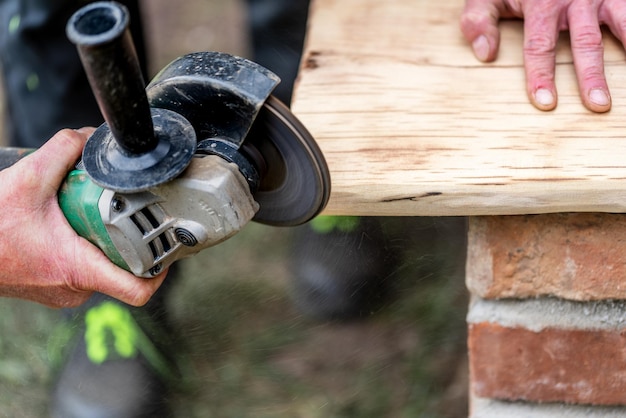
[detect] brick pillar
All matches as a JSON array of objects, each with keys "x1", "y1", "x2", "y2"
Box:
[{"x1": 465, "y1": 213, "x2": 626, "y2": 417}]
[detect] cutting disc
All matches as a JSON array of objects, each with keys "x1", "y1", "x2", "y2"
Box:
[{"x1": 245, "y1": 95, "x2": 330, "y2": 226}]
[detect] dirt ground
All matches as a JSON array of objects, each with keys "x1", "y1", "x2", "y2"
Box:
[{"x1": 0, "y1": 1, "x2": 470, "y2": 417}]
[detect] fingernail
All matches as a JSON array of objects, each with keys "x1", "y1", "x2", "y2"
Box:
[
  {"x1": 472, "y1": 35, "x2": 490, "y2": 62},
  {"x1": 534, "y1": 88, "x2": 554, "y2": 107},
  {"x1": 589, "y1": 88, "x2": 610, "y2": 107}
]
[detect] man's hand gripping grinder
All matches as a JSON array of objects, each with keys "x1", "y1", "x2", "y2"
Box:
[{"x1": 0, "y1": 2, "x2": 330, "y2": 277}]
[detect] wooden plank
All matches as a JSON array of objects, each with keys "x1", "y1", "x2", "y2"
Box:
[{"x1": 292, "y1": 0, "x2": 626, "y2": 216}]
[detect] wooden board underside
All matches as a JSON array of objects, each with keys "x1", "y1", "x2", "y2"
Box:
[{"x1": 292, "y1": 0, "x2": 626, "y2": 216}]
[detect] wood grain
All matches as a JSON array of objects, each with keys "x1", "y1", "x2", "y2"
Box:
[{"x1": 292, "y1": 0, "x2": 626, "y2": 216}]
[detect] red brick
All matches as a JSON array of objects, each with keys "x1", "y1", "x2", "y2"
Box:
[
  {"x1": 469, "y1": 321, "x2": 626, "y2": 405},
  {"x1": 467, "y1": 213, "x2": 626, "y2": 300}
]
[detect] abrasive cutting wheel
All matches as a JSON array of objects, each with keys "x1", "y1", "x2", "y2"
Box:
[{"x1": 244, "y1": 95, "x2": 330, "y2": 226}]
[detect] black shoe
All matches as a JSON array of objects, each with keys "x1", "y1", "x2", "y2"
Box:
[
  {"x1": 49, "y1": 295, "x2": 175, "y2": 418},
  {"x1": 288, "y1": 216, "x2": 395, "y2": 320}
]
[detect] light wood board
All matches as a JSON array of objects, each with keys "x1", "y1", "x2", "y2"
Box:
[{"x1": 292, "y1": 0, "x2": 626, "y2": 216}]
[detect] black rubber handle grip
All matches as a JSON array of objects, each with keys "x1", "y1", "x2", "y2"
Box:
[{"x1": 66, "y1": 1, "x2": 156, "y2": 155}]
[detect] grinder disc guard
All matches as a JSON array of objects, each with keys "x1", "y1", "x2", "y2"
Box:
[{"x1": 146, "y1": 52, "x2": 330, "y2": 226}]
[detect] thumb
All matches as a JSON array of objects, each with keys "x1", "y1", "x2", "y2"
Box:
[
  {"x1": 460, "y1": 0, "x2": 504, "y2": 62},
  {"x1": 28, "y1": 128, "x2": 92, "y2": 187}
]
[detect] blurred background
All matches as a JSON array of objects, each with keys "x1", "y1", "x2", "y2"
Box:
[{"x1": 0, "y1": 1, "x2": 469, "y2": 416}]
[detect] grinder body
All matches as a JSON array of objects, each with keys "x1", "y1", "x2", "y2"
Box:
[{"x1": 56, "y1": 156, "x2": 258, "y2": 278}]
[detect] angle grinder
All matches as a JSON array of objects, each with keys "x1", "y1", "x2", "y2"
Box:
[{"x1": 0, "y1": 1, "x2": 330, "y2": 277}]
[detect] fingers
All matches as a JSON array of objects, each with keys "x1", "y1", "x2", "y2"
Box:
[
  {"x1": 598, "y1": 0, "x2": 626, "y2": 111},
  {"x1": 600, "y1": 0, "x2": 626, "y2": 43},
  {"x1": 568, "y1": 1, "x2": 611, "y2": 112},
  {"x1": 69, "y1": 243, "x2": 168, "y2": 306},
  {"x1": 460, "y1": 0, "x2": 505, "y2": 62},
  {"x1": 462, "y1": 0, "x2": 621, "y2": 113},
  {"x1": 95, "y1": 269, "x2": 168, "y2": 307},
  {"x1": 521, "y1": 2, "x2": 562, "y2": 111},
  {"x1": 460, "y1": 0, "x2": 563, "y2": 110}
]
